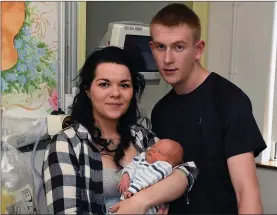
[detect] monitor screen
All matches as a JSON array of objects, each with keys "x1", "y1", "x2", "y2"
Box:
[{"x1": 123, "y1": 35, "x2": 158, "y2": 72}]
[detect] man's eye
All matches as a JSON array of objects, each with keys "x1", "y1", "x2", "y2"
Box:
[
  {"x1": 156, "y1": 44, "x2": 166, "y2": 51},
  {"x1": 175, "y1": 45, "x2": 184, "y2": 52}
]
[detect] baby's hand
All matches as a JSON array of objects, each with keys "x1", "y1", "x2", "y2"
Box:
[
  {"x1": 123, "y1": 190, "x2": 133, "y2": 199},
  {"x1": 117, "y1": 173, "x2": 130, "y2": 194}
]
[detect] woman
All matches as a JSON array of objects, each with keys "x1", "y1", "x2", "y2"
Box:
[{"x1": 42, "y1": 46, "x2": 197, "y2": 214}]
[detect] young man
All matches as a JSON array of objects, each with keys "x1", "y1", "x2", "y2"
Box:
[{"x1": 149, "y1": 3, "x2": 266, "y2": 214}]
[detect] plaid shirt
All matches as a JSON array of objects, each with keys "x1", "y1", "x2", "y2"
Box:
[{"x1": 43, "y1": 123, "x2": 198, "y2": 214}]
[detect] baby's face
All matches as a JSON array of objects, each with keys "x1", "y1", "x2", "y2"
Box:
[{"x1": 145, "y1": 140, "x2": 172, "y2": 164}]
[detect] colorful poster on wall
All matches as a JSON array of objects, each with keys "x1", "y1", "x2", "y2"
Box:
[{"x1": 1, "y1": 2, "x2": 59, "y2": 147}]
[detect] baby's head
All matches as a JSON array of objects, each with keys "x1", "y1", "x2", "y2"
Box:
[{"x1": 145, "y1": 139, "x2": 184, "y2": 167}]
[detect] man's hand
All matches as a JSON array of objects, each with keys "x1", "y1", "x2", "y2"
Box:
[{"x1": 117, "y1": 173, "x2": 130, "y2": 194}]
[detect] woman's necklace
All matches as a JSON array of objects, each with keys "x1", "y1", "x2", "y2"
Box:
[{"x1": 92, "y1": 122, "x2": 121, "y2": 153}]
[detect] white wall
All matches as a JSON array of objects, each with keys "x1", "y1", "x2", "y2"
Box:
[
  {"x1": 208, "y1": 2, "x2": 277, "y2": 213},
  {"x1": 207, "y1": 2, "x2": 234, "y2": 80},
  {"x1": 271, "y1": 5, "x2": 277, "y2": 157},
  {"x1": 257, "y1": 168, "x2": 277, "y2": 213}
]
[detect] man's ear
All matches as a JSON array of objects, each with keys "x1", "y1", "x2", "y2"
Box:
[
  {"x1": 195, "y1": 40, "x2": 205, "y2": 61},
  {"x1": 149, "y1": 41, "x2": 154, "y2": 52}
]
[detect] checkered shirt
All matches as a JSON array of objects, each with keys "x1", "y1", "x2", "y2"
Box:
[{"x1": 42, "y1": 123, "x2": 198, "y2": 214}]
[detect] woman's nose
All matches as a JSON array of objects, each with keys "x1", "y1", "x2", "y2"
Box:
[{"x1": 110, "y1": 86, "x2": 120, "y2": 97}]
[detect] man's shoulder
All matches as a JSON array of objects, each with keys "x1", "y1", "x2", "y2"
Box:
[
  {"x1": 152, "y1": 89, "x2": 174, "y2": 113},
  {"x1": 211, "y1": 73, "x2": 243, "y2": 94},
  {"x1": 211, "y1": 72, "x2": 251, "y2": 107}
]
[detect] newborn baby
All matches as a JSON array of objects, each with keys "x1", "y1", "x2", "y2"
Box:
[{"x1": 118, "y1": 139, "x2": 184, "y2": 214}]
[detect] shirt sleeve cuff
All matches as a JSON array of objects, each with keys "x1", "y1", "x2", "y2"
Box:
[{"x1": 174, "y1": 161, "x2": 199, "y2": 192}]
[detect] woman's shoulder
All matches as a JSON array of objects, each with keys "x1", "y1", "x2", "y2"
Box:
[
  {"x1": 130, "y1": 121, "x2": 159, "y2": 149},
  {"x1": 52, "y1": 123, "x2": 79, "y2": 141},
  {"x1": 55, "y1": 122, "x2": 90, "y2": 140},
  {"x1": 47, "y1": 123, "x2": 88, "y2": 154},
  {"x1": 130, "y1": 118, "x2": 152, "y2": 132},
  {"x1": 130, "y1": 122, "x2": 152, "y2": 137}
]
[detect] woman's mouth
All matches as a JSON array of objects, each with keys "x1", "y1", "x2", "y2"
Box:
[{"x1": 106, "y1": 103, "x2": 122, "y2": 107}]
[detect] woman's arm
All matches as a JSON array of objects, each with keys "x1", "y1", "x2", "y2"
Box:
[
  {"x1": 109, "y1": 168, "x2": 188, "y2": 214},
  {"x1": 43, "y1": 134, "x2": 81, "y2": 214},
  {"x1": 136, "y1": 168, "x2": 188, "y2": 207},
  {"x1": 110, "y1": 126, "x2": 198, "y2": 214}
]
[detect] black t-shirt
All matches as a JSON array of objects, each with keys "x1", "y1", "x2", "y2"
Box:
[{"x1": 151, "y1": 72, "x2": 267, "y2": 214}]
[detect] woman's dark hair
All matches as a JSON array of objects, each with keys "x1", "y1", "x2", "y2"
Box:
[{"x1": 70, "y1": 46, "x2": 146, "y2": 167}]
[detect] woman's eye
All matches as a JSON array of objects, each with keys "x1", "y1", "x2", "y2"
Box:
[
  {"x1": 121, "y1": 84, "x2": 130, "y2": 88},
  {"x1": 99, "y1": 83, "x2": 109, "y2": 87}
]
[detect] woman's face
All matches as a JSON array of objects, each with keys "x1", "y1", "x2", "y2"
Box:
[{"x1": 87, "y1": 62, "x2": 134, "y2": 122}]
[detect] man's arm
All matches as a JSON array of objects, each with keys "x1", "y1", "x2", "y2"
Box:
[
  {"x1": 109, "y1": 169, "x2": 188, "y2": 214},
  {"x1": 227, "y1": 152, "x2": 263, "y2": 214},
  {"x1": 221, "y1": 92, "x2": 266, "y2": 214}
]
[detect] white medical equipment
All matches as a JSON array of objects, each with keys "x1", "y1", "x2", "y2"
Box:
[
  {"x1": 99, "y1": 21, "x2": 161, "y2": 84},
  {"x1": 46, "y1": 114, "x2": 71, "y2": 137}
]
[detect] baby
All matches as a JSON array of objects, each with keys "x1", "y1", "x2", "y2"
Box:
[{"x1": 117, "y1": 139, "x2": 184, "y2": 214}]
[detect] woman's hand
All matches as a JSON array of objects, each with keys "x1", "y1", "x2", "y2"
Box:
[
  {"x1": 109, "y1": 194, "x2": 148, "y2": 214},
  {"x1": 123, "y1": 190, "x2": 133, "y2": 199},
  {"x1": 156, "y1": 204, "x2": 169, "y2": 215},
  {"x1": 117, "y1": 173, "x2": 130, "y2": 194},
  {"x1": 109, "y1": 196, "x2": 169, "y2": 214},
  {"x1": 110, "y1": 169, "x2": 188, "y2": 214}
]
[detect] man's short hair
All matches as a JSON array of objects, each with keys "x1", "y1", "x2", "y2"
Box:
[{"x1": 151, "y1": 3, "x2": 201, "y2": 41}]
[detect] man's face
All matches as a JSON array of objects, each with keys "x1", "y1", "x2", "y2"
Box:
[{"x1": 150, "y1": 24, "x2": 204, "y2": 88}]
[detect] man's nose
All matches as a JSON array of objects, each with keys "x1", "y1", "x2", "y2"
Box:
[{"x1": 163, "y1": 50, "x2": 174, "y2": 64}]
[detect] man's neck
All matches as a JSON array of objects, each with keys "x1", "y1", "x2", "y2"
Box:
[{"x1": 173, "y1": 64, "x2": 210, "y2": 95}]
